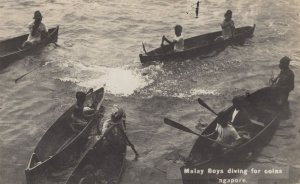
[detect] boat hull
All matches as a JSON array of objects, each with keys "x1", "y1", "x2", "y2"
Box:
[
  {"x1": 0, "y1": 26, "x2": 59, "y2": 69},
  {"x1": 140, "y1": 25, "x2": 255, "y2": 64},
  {"x1": 180, "y1": 87, "x2": 283, "y2": 183},
  {"x1": 65, "y1": 125, "x2": 127, "y2": 184},
  {"x1": 25, "y1": 88, "x2": 104, "y2": 184}
]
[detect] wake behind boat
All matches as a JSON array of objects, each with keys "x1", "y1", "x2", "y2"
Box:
[
  {"x1": 139, "y1": 25, "x2": 255, "y2": 64},
  {"x1": 0, "y1": 26, "x2": 59, "y2": 69},
  {"x1": 25, "y1": 87, "x2": 104, "y2": 184}
]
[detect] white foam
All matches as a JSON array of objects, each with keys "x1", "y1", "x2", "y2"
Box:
[
  {"x1": 190, "y1": 88, "x2": 219, "y2": 96},
  {"x1": 59, "y1": 77, "x2": 80, "y2": 83},
  {"x1": 77, "y1": 67, "x2": 149, "y2": 96},
  {"x1": 53, "y1": 58, "x2": 152, "y2": 96}
]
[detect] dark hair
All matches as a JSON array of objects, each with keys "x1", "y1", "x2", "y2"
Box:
[
  {"x1": 224, "y1": 10, "x2": 232, "y2": 18},
  {"x1": 232, "y1": 96, "x2": 242, "y2": 107},
  {"x1": 33, "y1": 10, "x2": 43, "y2": 19},
  {"x1": 76, "y1": 92, "x2": 86, "y2": 104},
  {"x1": 174, "y1": 25, "x2": 183, "y2": 32},
  {"x1": 232, "y1": 95, "x2": 248, "y2": 110},
  {"x1": 279, "y1": 56, "x2": 291, "y2": 69}
]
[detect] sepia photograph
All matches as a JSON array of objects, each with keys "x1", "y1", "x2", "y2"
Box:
[{"x1": 0, "y1": 0, "x2": 299, "y2": 183}]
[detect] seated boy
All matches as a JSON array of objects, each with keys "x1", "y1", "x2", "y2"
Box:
[
  {"x1": 161, "y1": 24, "x2": 184, "y2": 52},
  {"x1": 70, "y1": 89, "x2": 94, "y2": 132}
]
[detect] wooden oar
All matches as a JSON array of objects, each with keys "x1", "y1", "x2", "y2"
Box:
[
  {"x1": 164, "y1": 118, "x2": 231, "y2": 148},
  {"x1": 197, "y1": 98, "x2": 218, "y2": 115},
  {"x1": 14, "y1": 65, "x2": 41, "y2": 83},
  {"x1": 164, "y1": 118, "x2": 201, "y2": 137},
  {"x1": 142, "y1": 42, "x2": 148, "y2": 55}
]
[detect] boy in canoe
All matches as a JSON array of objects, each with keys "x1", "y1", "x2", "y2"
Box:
[
  {"x1": 215, "y1": 10, "x2": 235, "y2": 41},
  {"x1": 22, "y1": 11, "x2": 49, "y2": 48},
  {"x1": 228, "y1": 96, "x2": 252, "y2": 129},
  {"x1": 70, "y1": 89, "x2": 95, "y2": 132},
  {"x1": 161, "y1": 25, "x2": 184, "y2": 52},
  {"x1": 101, "y1": 105, "x2": 139, "y2": 160},
  {"x1": 204, "y1": 109, "x2": 243, "y2": 148},
  {"x1": 213, "y1": 116, "x2": 242, "y2": 147}
]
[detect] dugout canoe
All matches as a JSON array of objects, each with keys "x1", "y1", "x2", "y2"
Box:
[
  {"x1": 180, "y1": 87, "x2": 283, "y2": 183},
  {"x1": 65, "y1": 125, "x2": 127, "y2": 184},
  {"x1": 0, "y1": 26, "x2": 59, "y2": 69},
  {"x1": 139, "y1": 25, "x2": 255, "y2": 64},
  {"x1": 25, "y1": 87, "x2": 104, "y2": 184}
]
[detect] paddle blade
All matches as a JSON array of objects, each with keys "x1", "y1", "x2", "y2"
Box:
[
  {"x1": 164, "y1": 118, "x2": 231, "y2": 148},
  {"x1": 197, "y1": 98, "x2": 218, "y2": 115},
  {"x1": 14, "y1": 74, "x2": 27, "y2": 83},
  {"x1": 164, "y1": 118, "x2": 200, "y2": 136}
]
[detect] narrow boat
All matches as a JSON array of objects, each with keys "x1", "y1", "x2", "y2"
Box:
[
  {"x1": 25, "y1": 87, "x2": 104, "y2": 184},
  {"x1": 0, "y1": 26, "x2": 59, "y2": 69},
  {"x1": 65, "y1": 124, "x2": 127, "y2": 184},
  {"x1": 139, "y1": 25, "x2": 255, "y2": 64},
  {"x1": 179, "y1": 87, "x2": 283, "y2": 183}
]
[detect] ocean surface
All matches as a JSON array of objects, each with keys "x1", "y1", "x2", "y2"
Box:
[{"x1": 0, "y1": 0, "x2": 299, "y2": 183}]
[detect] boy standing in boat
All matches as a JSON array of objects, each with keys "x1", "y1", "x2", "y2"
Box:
[
  {"x1": 101, "y1": 105, "x2": 139, "y2": 160},
  {"x1": 161, "y1": 25, "x2": 184, "y2": 52},
  {"x1": 23, "y1": 11, "x2": 49, "y2": 47},
  {"x1": 270, "y1": 56, "x2": 295, "y2": 115}
]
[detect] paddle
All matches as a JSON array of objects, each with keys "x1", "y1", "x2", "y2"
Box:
[
  {"x1": 118, "y1": 125, "x2": 139, "y2": 160},
  {"x1": 164, "y1": 118, "x2": 231, "y2": 148},
  {"x1": 197, "y1": 98, "x2": 218, "y2": 115},
  {"x1": 14, "y1": 65, "x2": 41, "y2": 83},
  {"x1": 142, "y1": 42, "x2": 148, "y2": 55}
]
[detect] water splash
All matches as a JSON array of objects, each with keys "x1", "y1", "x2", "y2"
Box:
[{"x1": 77, "y1": 67, "x2": 149, "y2": 96}]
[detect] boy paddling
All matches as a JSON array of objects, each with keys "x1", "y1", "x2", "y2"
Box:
[
  {"x1": 161, "y1": 25, "x2": 184, "y2": 52},
  {"x1": 101, "y1": 105, "x2": 139, "y2": 160}
]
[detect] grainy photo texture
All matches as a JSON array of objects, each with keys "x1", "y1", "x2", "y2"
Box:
[{"x1": 0, "y1": 0, "x2": 299, "y2": 184}]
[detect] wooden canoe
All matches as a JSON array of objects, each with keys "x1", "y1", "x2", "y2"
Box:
[
  {"x1": 139, "y1": 25, "x2": 255, "y2": 64},
  {"x1": 180, "y1": 87, "x2": 283, "y2": 183},
  {"x1": 0, "y1": 26, "x2": 59, "y2": 69},
  {"x1": 65, "y1": 125, "x2": 127, "y2": 184},
  {"x1": 25, "y1": 87, "x2": 105, "y2": 184}
]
